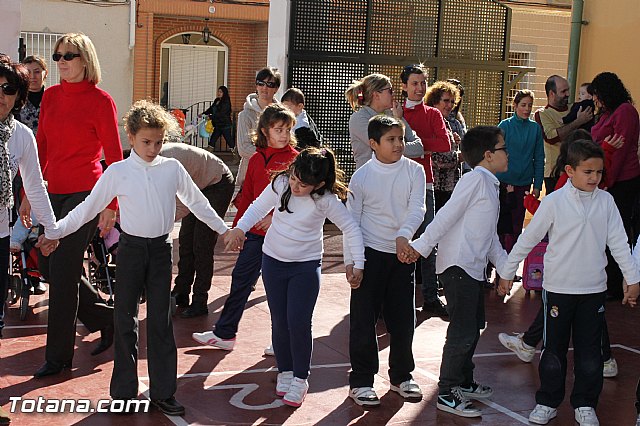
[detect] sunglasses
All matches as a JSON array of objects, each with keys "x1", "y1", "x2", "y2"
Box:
[
  {"x1": 0, "y1": 83, "x2": 18, "y2": 96},
  {"x1": 52, "y1": 52, "x2": 81, "y2": 62},
  {"x1": 256, "y1": 80, "x2": 278, "y2": 89}
]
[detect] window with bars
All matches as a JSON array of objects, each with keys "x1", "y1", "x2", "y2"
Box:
[
  {"x1": 506, "y1": 51, "x2": 532, "y2": 117},
  {"x1": 20, "y1": 31, "x2": 65, "y2": 86}
]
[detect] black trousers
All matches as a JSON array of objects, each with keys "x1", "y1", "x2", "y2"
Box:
[
  {"x1": 523, "y1": 303, "x2": 612, "y2": 362},
  {"x1": 349, "y1": 247, "x2": 416, "y2": 388},
  {"x1": 537, "y1": 290, "x2": 605, "y2": 409},
  {"x1": 39, "y1": 191, "x2": 113, "y2": 364},
  {"x1": 110, "y1": 232, "x2": 176, "y2": 400},
  {"x1": 605, "y1": 175, "x2": 640, "y2": 299},
  {"x1": 173, "y1": 173, "x2": 234, "y2": 305},
  {"x1": 437, "y1": 266, "x2": 485, "y2": 393},
  {"x1": 0, "y1": 236, "x2": 9, "y2": 332}
]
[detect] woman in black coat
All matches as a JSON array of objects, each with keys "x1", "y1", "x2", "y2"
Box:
[{"x1": 203, "y1": 85, "x2": 234, "y2": 150}]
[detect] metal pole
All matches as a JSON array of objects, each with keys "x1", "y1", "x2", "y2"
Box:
[{"x1": 567, "y1": 0, "x2": 585, "y2": 104}]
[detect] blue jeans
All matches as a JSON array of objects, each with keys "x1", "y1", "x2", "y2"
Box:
[
  {"x1": 262, "y1": 254, "x2": 321, "y2": 379},
  {"x1": 214, "y1": 232, "x2": 264, "y2": 339},
  {"x1": 415, "y1": 188, "x2": 438, "y2": 302}
]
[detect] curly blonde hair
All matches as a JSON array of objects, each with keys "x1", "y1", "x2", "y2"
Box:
[{"x1": 124, "y1": 100, "x2": 180, "y2": 141}]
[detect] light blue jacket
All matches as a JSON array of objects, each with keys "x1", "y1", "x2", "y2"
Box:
[{"x1": 496, "y1": 114, "x2": 544, "y2": 189}]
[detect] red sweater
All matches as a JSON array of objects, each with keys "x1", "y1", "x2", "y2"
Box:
[
  {"x1": 591, "y1": 102, "x2": 640, "y2": 186},
  {"x1": 37, "y1": 79, "x2": 123, "y2": 208},
  {"x1": 403, "y1": 102, "x2": 451, "y2": 183},
  {"x1": 232, "y1": 145, "x2": 298, "y2": 236}
]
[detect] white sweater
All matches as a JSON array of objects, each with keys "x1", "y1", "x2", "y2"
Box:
[
  {"x1": 410, "y1": 166, "x2": 507, "y2": 281},
  {"x1": 497, "y1": 179, "x2": 640, "y2": 294},
  {"x1": 0, "y1": 121, "x2": 57, "y2": 239},
  {"x1": 236, "y1": 175, "x2": 365, "y2": 268},
  {"x1": 48, "y1": 149, "x2": 229, "y2": 240},
  {"x1": 345, "y1": 155, "x2": 426, "y2": 262}
]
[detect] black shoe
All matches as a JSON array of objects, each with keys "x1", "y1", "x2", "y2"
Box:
[
  {"x1": 171, "y1": 292, "x2": 189, "y2": 308},
  {"x1": 91, "y1": 324, "x2": 114, "y2": 356},
  {"x1": 34, "y1": 361, "x2": 72, "y2": 378},
  {"x1": 180, "y1": 304, "x2": 208, "y2": 318},
  {"x1": 513, "y1": 274, "x2": 522, "y2": 282},
  {"x1": 422, "y1": 299, "x2": 449, "y2": 317},
  {"x1": 151, "y1": 396, "x2": 185, "y2": 416}
]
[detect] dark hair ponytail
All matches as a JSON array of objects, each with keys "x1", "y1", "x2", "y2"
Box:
[{"x1": 272, "y1": 147, "x2": 349, "y2": 213}]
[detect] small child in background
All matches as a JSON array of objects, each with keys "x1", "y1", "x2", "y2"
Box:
[
  {"x1": 193, "y1": 104, "x2": 298, "y2": 355},
  {"x1": 224, "y1": 148, "x2": 365, "y2": 408},
  {"x1": 43, "y1": 100, "x2": 231, "y2": 417},
  {"x1": 497, "y1": 140, "x2": 640, "y2": 426},
  {"x1": 347, "y1": 116, "x2": 426, "y2": 407},
  {"x1": 563, "y1": 83, "x2": 596, "y2": 131},
  {"x1": 281, "y1": 88, "x2": 323, "y2": 150},
  {"x1": 406, "y1": 126, "x2": 509, "y2": 418}
]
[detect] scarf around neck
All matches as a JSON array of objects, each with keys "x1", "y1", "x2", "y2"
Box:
[{"x1": 0, "y1": 113, "x2": 15, "y2": 209}]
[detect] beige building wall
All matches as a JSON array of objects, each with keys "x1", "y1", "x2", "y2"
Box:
[
  {"x1": 507, "y1": 5, "x2": 571, "y2": 116},
  {"x1": 578, "y1": 0, "x2": 640, "y2": 103}
]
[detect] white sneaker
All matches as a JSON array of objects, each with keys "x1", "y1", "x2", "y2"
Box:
[
  {"x1": 528, "y1": 404, "x2": 557, "y2": 424},
  {"x1": 436, "y1": 387, "x2": 481, "y2": 418},
  {"x1": 602, "y1": 357, "x2": 618, "y2": 378},
  {"x1": 192, "y1": 331, "x2": 235, "y2": 350},
  {"x1": 275, "y1": 371, "x2": 293, "y2": 397},
  {"x1": 283, "y1": 377, "x2": 308, "y2": 407},
  {"x1": 349, "y1": 387, "x2": 380, "y2": 407},
  {"x1": 574, "y1": 407, "x2": 599, "y2": 426},
  {"x1": 635, "y1": 412, "x2": 640, "y2": 426},
  {"x1": 390, "y1": 379, "x2": 423, "y2": 400},
  {"x1": 264, "y1": 344, "x2": 275, "y2": 356},
  {"x1": 498, "y1": 332, "x2": 536, "y2": 362}
]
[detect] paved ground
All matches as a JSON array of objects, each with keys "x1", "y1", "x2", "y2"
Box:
[{"x1": 1, "y1": 224, "x2": 639, "y2": 425}]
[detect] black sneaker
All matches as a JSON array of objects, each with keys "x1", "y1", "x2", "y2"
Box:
[
  {"x1": 422, "y1": 299, "x2": 449, "y2": 317},
  {"x1": 437, "y1": 387, "x2": 481, "y2": 418}
]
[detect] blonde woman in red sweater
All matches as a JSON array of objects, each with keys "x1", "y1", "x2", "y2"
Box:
[{"x1": 33, "y1": 33, "x2": 123, "y2": 378}]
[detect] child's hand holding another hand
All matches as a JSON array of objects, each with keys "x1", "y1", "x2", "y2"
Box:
[
  {"x1": 346, "y1": 264, "x2": 364, "y2": 289},
  {"x1": 497, "y1": 278, "x2": 513, "y2": 297},
  {"x1": 223, "y1": 228, "x2": 246, "y2": 252},
  {"x1": 622, "y1": 280, "x2": 639, "y2": 307}
]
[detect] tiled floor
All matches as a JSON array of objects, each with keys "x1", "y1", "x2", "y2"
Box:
[{"x1": 1, "y1": 226, "x2": 639, "y2": 425}]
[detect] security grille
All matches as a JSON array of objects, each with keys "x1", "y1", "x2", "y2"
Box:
[
  {"x1": 288, "y1": 0, "x2": 511, "y2": 178},
  {"x1": 20, "y1": 32, "x2": 65, "y2": 86}
]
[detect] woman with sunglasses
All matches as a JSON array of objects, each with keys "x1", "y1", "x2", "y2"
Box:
[
  {"x1": 345, "y1": 73, "x2": 423, "y2": 170},
  {"x1": 0, "y1": 57, "x2": 58, "y2": 339},
  {"x1": 235, "y1": 67, "x2": 280, "y2": 187},
  {"x1": 32, "y1": 33, "x2": 122, "y2": 378}
]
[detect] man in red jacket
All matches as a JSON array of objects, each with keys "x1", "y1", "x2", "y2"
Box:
[{"x1": 401, "y1": 64, "x2": 451, "y2": 317}]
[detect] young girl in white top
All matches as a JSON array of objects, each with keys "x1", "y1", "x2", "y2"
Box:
[
  {"x1": 44, "y1": 100, "x2": 230, "y2": 416},
  {"x1": 225, "y1": 148, "x2": 366, "y2": 408}
]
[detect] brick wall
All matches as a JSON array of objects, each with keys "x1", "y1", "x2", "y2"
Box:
[{"x1": 133, "y1": 14, "x2": 268, "y2": 116}]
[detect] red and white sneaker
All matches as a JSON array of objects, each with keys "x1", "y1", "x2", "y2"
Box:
[
  {"x1": 192, "y1": 331, "x2": 235, "y2": 351},
  {"x1": 283, "y1": 377, "x2": 308, "y2": 408}
]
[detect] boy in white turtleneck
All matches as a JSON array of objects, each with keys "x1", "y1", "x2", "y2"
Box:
[{"x1": 346, "y1": 115, "x2": 426, "y2": 407}]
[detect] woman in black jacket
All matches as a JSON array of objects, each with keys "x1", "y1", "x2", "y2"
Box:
[{"x1": 203, "y1": 85, "x2": 234, "y2": 150}]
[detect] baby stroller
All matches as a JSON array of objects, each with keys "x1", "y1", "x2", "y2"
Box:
[
  {"x1": 86, "y1": 223, "x2": 120, "y2": 306},
  {"x1": 7, "y1": 225, "x2": 46, "y2": 320}
]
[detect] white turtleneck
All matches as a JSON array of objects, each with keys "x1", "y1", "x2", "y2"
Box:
[
  {"x1": 49, "y1": 149, "x2": 229, "y2": 240},
  {"x1": 344, "y1": 154, "x2": 426, "y2": 263}
]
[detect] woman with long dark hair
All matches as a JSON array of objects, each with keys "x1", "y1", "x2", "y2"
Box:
[
  {"x1": 590, "y1": 71, "x2": 640, "y2": 300},
  {"x1": 203, "y1": 85, "x2": 233, "y2": 150}
]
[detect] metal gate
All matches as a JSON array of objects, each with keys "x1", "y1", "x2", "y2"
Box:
[{"x1": 287, "y1": 0, "x2": 513, "y2": 177}]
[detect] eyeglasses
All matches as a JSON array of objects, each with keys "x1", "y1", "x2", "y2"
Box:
[
  {"x1": 0, "y1": 83, "x2": 18, "y2": 96},
  {"x1": 378, "y1": 87, "x2": 393, "y2": 94},
  {"x1": 256, "y1": 80, "x2": 278, "y2": 89},
  {"x1": 52, "y1": 52, "x2": 81, "y2": 62},
  {"x1": 492, "y1": 147, "x2": 508, "y2": 153}
]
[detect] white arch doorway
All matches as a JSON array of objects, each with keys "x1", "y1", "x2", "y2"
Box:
[{"x1": 159, "y1": 32, "x2": 229, "y2": 111}]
